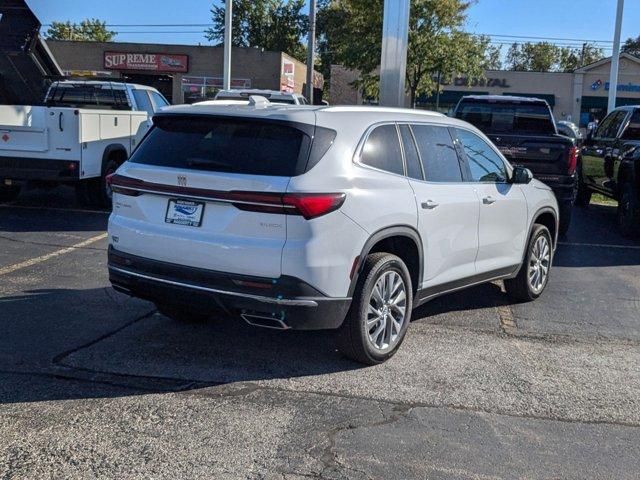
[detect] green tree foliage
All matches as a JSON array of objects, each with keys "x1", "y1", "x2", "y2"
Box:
[
  {"x1": 622, "y1": 35, "x2": 640, "y2": 57},
  {"x1": 506, "y1": 42, "x2": 603, "y2": 72},
  {"x1": 317, "y1": 0, "x2": 493, "y2": 107},
  {"x1": 46, "y1": 19, "x2": 116, "y2": 42},
  {"x1": 206, "y1": 0, "x2": 308, "y2": 62}
]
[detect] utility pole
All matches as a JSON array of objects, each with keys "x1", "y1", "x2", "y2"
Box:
[
  {"x1": 306, "y1": 0, "x2": 317, "y2": 104},
  {"x1": 379, "y1": 0, "x2": 410, "y2": 107},
  {"x1": 223, "y1": 0, "x2": 233, "y2": 90},
  {"x1": 607, "y1": 0, "x2": 624, "y2": 113}
]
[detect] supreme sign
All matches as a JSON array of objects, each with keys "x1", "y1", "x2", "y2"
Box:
[{"x1": 104, "y1": 52, "x2": 189, "y2": 73}]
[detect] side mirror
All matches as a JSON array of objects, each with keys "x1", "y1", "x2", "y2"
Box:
[{"x1": 511, "y1": 166, "x2": 533, "y2": 184}]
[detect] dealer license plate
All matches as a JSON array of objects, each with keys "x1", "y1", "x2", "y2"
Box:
[{"x1": 165, "y1": 199, "x2": 204, "y2": 227}]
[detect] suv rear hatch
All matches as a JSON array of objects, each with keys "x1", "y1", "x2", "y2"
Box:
[{"x1": 108, "y1": 112, "x2": 337, "y2": 279}]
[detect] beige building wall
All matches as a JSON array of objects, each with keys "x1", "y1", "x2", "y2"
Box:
[{"x1": 329, "y1": 54, "x2": 640, "y2": 125}]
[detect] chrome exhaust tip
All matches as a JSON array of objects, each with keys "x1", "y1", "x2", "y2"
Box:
[{"x1": 241, "y1": 313, "x2": 290, "y2": 330}]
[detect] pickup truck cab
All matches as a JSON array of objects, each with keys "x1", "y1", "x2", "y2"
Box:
[
  {"x1": 0, "y1": 80, "x2": 169, "y2": 206},
  {"x1": 454, "y1": 95, "x2": 578, "y2": 235},
  {"x1": 578, "y1": 106, "x2": 640, "y2": 237}
]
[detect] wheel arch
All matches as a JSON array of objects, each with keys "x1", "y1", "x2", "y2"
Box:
[
  {"x1": 348, "y1": 225, "x2": 423, "y2": 297},
  {"x1": 531, "y1": 207, "x2": 558, "y2": 249},
  {"x1": 101, "y1": 144, "x2": 129, "y2": 173}
]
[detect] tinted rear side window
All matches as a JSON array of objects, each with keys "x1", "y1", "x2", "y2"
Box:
[
  {"x1": 456, "y1": 101, "x2": 555, "y2": 135},
  {"x1": 130, "y1": 115, "x2": 312, "y2": 177},
  {"x1": 360, "y1": 124, "x2": 404, "y2": 175},
  {"x1": 46, "y1": 84, "x2": 130, "y2": 110},
  {"x1": 411, "y1": 125, "x2": 463, "y2": 182},
  {"x1": 399, "y1": 124, "x2": 423, "y2": 180}
]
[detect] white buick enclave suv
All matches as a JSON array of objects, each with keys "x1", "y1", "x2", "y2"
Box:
[{"x1": 107, "y1": 99, "x2": 558, "y2": 364}]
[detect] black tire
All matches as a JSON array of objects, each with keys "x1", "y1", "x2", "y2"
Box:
[
  {"x1": 87, "y1": 157, "x2": 119, "y2": 208},
  {"x1": 0, "y1": 185, "x2": 20, "y2": 203},
  {"x1": 558, "y1": 202, "x2": 573, "y2": 237},
  {"x1": 336, "y1": 253, "x2": 413, "y2": 365},
  {"x1": 575, "y1": 162, "x2": 592, "y2": 207},
  {"x1": 617, "y1": 180, "x2": 640, "y2": 238},
  {"x1": 155, "y1": 303, "x2": 210, "y2": 324},
  {"x1": 504, "y1": 224, "x2": 553, "y2": 303}
]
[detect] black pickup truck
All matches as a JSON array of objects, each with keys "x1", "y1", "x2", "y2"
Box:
[
  {"x1": 454, "y1": 95, "x2": 578, "y2": 235},
  {"x1": 578, "y1": 106, "x2": 640, "y2": 237}
]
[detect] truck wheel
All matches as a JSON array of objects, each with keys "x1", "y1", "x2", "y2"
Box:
[
  {"x1": 88, "y1": 158, "x2": 119, "y2": 208},
  {"x1": 0, "y1": 185, "x2": 20, "y2": 203},
  {"x1": 558, "y1": 202, "x2": 573, "y2": 237},
  {"x1": 617, "y1": 181, "x2": 640, "y2": 238},
  {"x1": 336, "y1": 253, "x2": 413, "y2": 365},
  {"x1": 504, "y1": 224, "x2": 553, "y2": 303},
  {"x1": 575, "y1": 163, "x2": 592, "y2": 207}
]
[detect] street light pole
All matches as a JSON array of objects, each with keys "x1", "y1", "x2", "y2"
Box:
[
  {"x1": 379, "y1": 0, "x2": 410, "y2": 107},
  {"x1": 607, "y1": 0, "x2": 624, "y2": 113},
  {"x1": 223, "y1": 0, "x2": 233, "y2": 90},
  {"x1": 306, "y1": 0, "x2": 317, "y2": 104}
]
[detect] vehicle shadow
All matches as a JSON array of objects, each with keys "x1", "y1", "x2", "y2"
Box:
[
  {"x1": 0, "y1": 186, "x2": 108, "y2": 233},
  {"x1": 554, "y1": 204, "x2": 640, "y2": 268},
  {"x1": 0, "y1": 281, "x2": 513, "y2": 405}
]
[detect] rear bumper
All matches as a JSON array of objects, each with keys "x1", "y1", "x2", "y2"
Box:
[
  {"x1": 535, "y1": 173, "x2": 577, "y2": 204},
  {"x1": 107, "y1": 246, "x2": 351, "y2": 330},
  {"x1": 0, "y1": 156, "x2": 80, "y2": 183}
]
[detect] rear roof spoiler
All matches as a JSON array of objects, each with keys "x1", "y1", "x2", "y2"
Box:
[{"x1": 0, "y1": 0, "x2": 63, "y2": 105}]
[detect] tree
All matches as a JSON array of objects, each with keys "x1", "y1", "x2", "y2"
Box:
[
  {"x1": 206, "y1": 0, "x2": 308, "y2": 62},
  {"x1": 506, "y1": 42, "x2": 559, "y2": 71},
  {"x1": 506, "y1": 41, "x2": 603, "y2": 72},
  {"x1": 482, "y1": 44, "x2": 502, "y2": 70},
  {"x1": 317, "y1": 0, "x2": 491, "y2": 107},
  {"x1": 622, "y1": 35, "x2": 640, "y2": 57},
  {"x1": 46, "y1": 19, "x2": 116, "y2": 42},
  {"x1": 559, "y1": 43, "x2": 604, "y2": 71}
]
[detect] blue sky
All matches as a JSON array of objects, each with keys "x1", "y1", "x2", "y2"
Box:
[{"x1": 28, "y1": 0, "x2": 639, "y2": 55}]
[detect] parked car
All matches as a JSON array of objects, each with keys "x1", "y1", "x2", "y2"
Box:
[
  {"x1": 557, "y1": 120, "x2": 584, "y2": 147},
  {"x1": 214, "y1": 89, "x2": 308, "y2": 105},
  {"x1": 107, "y1": 101, "x2": 558, "y2": 364},
  {"x1": 453, "y1": 95, "x2": 577, "y2": 235},
  {"x1": 578, "y1": 106, "x2": 640, "y2": 237},
  {"x1": 0, "y1": 80, "x2": 170, "y2": 206}
]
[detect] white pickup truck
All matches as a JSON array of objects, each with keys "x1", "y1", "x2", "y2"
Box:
[{"x1": 0, "y1": 80, "x2": 170, "y2": 206}]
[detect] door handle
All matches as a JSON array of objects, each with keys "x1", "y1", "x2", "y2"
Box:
[
  {"x1": 58, "y1": 112, "x2": 64, "y2": 132},
  {"x1": 483, "y1": 196, "x2": 496, "y2": 205},
  {"x1": 421, "y1": 200, "x2": 439, "y2": 210}
]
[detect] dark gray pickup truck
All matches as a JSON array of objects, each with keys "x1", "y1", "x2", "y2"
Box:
[
  {"x1": 454, "y1": 95, "x2": 578, "y2": 235},
  {"x1": 578, "y1": 106, "x2": 640, "y2": 237}
]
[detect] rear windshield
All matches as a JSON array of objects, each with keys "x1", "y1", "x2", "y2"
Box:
[
  {"x1": 45, "y1": 83, "x2": 131, "y2": 110},
  {"x1": 456, "y1": 101, "x2": 555, "y2": 135},
  {"x1": 130, "y1": 115, "x2": 320, "y2": 177}
]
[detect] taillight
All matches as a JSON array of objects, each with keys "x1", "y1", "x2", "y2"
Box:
[
  {"x1": 567, "y1": 146, "x2": 578, "y2": 175},
  {"x1": 107, "y1": 174, "x2": 345, "y2": 219},
  {"x1": 282, "y1": 193, "x2": 346, "y2": 219},
  {"x1": 233, "y1": 192, "x2": 346, "y2": 219}
]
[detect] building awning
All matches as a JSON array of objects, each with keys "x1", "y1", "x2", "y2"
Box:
[
  {"x1": 581, "y1": 95, "x2": 640, "y2": 109},
  {"x1": 505, "y1": 93, "x2": 556, "y2": 107},
  {"x1": 416, "y1": 90, "x2": 488, "y2": 105}
]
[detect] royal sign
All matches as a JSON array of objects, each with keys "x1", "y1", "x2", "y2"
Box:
[{"x1": 104, "y1": 52, "x2": 189, "y2": 73}]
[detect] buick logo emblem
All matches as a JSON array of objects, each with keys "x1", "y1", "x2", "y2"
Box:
[{"x1": 177, "y1": 175, "x2": 187, "y2": 187}]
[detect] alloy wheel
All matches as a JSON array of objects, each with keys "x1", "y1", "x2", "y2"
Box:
[
  {"x1": 528, "y1": 235, "x2": 551, "y2": 294},
  {"x1": 366, "y1": 271, "x2": 407, "y2": 351}
]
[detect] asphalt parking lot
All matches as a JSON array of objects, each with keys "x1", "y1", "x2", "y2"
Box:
[{"x1": 1, "y1": 187, "x2": 639, "y2": 479}]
